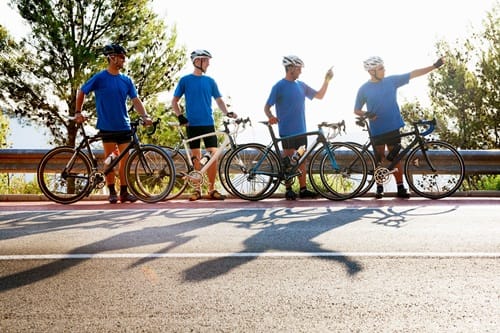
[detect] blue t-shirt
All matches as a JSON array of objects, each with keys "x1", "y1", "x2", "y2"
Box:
[
  {"x1": 354, "y1": 73, "x2": 410, "y2": 136},
  {"x1": 80, "y1": 70, "x2": 137, "y2": 131},
  {"x1": 173, "y1": 74, "x2": 222, "y2": 126},
  {"x1": 266, "y1": 79, "x2": 317, "y2": 137}
]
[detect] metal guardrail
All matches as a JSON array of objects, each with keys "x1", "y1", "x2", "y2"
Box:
[{"x1": 0, "y1": 148, "x2": 499, "y2": 175}]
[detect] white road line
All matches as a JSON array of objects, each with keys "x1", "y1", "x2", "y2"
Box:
[{"x1": 0, "y1": 252, "x2": 499, "y2": 260}]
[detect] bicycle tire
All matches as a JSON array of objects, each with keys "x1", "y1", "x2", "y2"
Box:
[
  {"x1": 126, "y1": 144, "x2": 175, "y2": 203},
  {"x1": 218, "y1": 147, "x2": 237, "y2": 196},
  {"x1": 405, "y1": 140, "x2": 465, "y2": 199},
  {"x1": 218, "y1": 143, "x2": 267, "y2": 196},
  {"x1": 162, "y1": 146, "x2": 190, "y2": 200},
  {"x1": 224, "y1": 143, "x2": 281, "y2": 201},
  {"x1": 37, "y1": 146, "x2": 93, "y2": 204},
  {"x1": 308, "y1": 142, "x2": 367, "y2": 200},
  {"x1": 346, "y1": 142, "x2": 377, "y2": 197}
]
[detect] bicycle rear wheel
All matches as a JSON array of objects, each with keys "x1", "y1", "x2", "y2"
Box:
[
  {"x1": 162, "y1": 146, "x2": 190, "y2": 200},
  {"x1": 126, "y1": 144, "x2": 175, "y2": 203},
  {"x1": 405, "y1": 140, "x2": 465, "y2": 199},
  {"x1": 224, "y1": 144, "x2": 281, "y2": 201},
  {"x1": 37, "y1": 146, "x2": 93, "y2": 204},
  {"x1": 308, "y1": 142, "x2": 367, "y2": 200}
]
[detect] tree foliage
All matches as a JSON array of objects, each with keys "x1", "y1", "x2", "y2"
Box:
[
  {"x1": 0, "y1": 111, "x2": 11, "y2": 149},
  {"x1": 0, "y1": 0, "x2": 186, "y2": 146},
  {"x1": 425, "y1": 1, "x2": 499, "y2": 149}
]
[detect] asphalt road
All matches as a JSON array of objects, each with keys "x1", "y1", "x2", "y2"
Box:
[{"x1": 0, "y1": 197, "x2": 499, "y2": 332}]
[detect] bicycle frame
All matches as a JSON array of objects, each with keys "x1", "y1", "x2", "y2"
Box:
[
  {"x1": 358, "y1": 117, "x2": 436, "y2": 172},
  {"x1": 184, "y1": 130, "x2": 233, "y2": 174},
  {"x1": 257, "y1": 121, "x2": 341, "y2": 181},
  {"x1": 166, "y1": 117, "x2": 249, "y2": 181},
  {"x1": 75, "y1": 121, "x2": 155, "y2": 180}
]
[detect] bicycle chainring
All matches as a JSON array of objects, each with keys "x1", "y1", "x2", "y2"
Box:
[
  {"x1": 374, "y1": 167, "x2": 391, "y2": 184},
  {"x1": 91, "y1": 172, "x2": 106, "y2": 189},
  {"x1": 186, "y1": 171, "x2": 206, "y2": 188}
]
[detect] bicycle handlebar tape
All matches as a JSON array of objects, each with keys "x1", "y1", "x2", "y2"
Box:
[
  {"x1": 177, "y1": 114, "x2": 188, "y2": 125},
  {"x1": 433, "y1": 58, "x2": 444, "y2": 68}
]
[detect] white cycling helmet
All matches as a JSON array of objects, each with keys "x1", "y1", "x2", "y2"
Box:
[
  {"x1": 283, "y1": 55, "x2": 304, "y2": 67},
  {"x1": 363, "y1": 56, "x2": 384, "y2": 71},
  {"x1": 190, "y1": 49, "x2": 212, "y2": 62}
]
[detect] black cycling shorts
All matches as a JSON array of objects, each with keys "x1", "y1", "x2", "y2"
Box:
[
  {"x1": 371, "y1": 129, "x2": 401, "y2": 146},
  {"x1": 281, "y1": 135, "x2": 307, "y2": 150},
  {"x1": 99, "y1": 130, "x2": 133, "y2": 144},
  {"x1": 186, "y1": 125, "x2": 218, "y2": 149}
]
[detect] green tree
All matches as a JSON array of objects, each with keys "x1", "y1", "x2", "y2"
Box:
[
  {"x1": 426, "y1": 1, "x2": 499, "y2": 149},
  {"x1": 0, "y1": 0, "x2": 186, "y2": 147},
  {"x1": 401, "y1": 1, "x2": 499, "y2": 191}
]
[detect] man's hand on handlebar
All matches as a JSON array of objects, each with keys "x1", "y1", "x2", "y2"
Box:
[
  {"x1": 177, "y1": 114, "x2": 189, "y2": 126},
  {"x1": 268, "y1": 116, "x2": 279, "y2": 125},
  {"x1": 364, "y1": 111, "x2": 376, "y2": 120}
]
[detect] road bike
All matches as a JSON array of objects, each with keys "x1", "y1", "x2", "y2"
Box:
[
  {"x1": 162, "y1": 116, "x2": 258, "y2": 199},
  {"x1": 353, "y1": 114, "x2": 465, "y2": 199},
  {"x1": 37, "y1": 119, "x2": 175, "y2": 204},
  {"x1": 222, "y1": 120, "x2": 367, "y2": 201}
]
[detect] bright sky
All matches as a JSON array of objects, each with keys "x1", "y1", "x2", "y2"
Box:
[{"x1": 1, "y1": 0, "x2": 496, "y2": 147}]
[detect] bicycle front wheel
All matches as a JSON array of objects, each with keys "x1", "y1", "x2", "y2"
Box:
[
  {"x1": 405, "y1": 140, "x2": 465, "y2": 199},
  {"x1": 224, "y1": 144, "x2": 281, "y2": 201},
  {"x1": 218, "y1": 147, "x2": 236, "y2": 196},
  {"x1": 162, "y1": 146, "x2": 190, "y2": 200},
  {"x1": 309, "y1": 142, "x2": 367, "y2": 200},
  {"x1": 219, "y1": 143, "x2": 267, "y2": 196},
  {"x1": 347, "y1": 142, "x2": 377, "y2": 197},
  {"x1": 126, "y1": 144, "x2": 175, "y2": 203},
  {"x1": 37, "y1": 146, "x2": 93, "y2": 204}
]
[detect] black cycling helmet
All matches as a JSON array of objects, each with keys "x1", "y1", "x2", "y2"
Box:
[{"x1": 103, "y1": 43, "x2": 127, "y2": 56}]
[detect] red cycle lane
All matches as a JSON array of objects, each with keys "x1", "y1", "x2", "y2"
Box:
[{"x1": 1, "y1": 196, "x2": 499, "y2": 212}]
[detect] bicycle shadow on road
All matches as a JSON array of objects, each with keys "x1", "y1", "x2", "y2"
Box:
[
  {"x1": 181, "y1": 205, "x2": 394, "y2": 282},
  {"x1": 0, "y1": 203, "x2": 459, "y2": 291}
]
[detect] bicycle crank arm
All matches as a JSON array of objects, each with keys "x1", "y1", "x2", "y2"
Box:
[{"x1": 374, "y1": 167, "x2": 399, "y2": 184}]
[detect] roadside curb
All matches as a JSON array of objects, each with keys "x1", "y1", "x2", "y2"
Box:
[{"x1": 0, "y1": 191, "x2": 499, "y2": 202}]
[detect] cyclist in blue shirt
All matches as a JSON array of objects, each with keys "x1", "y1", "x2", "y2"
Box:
[
  {"x1": 172, "y1": 49, "x2": 237, "y2": 201},
  {"x1": 75, "y1": 43, "x2": 152, "y2": 204},
  {"x1": 264, "y1": 55, "x2": 334, "y2": 200},
  {"x1": 354, "y1": 55, "x2": 444, "y2": 199}
]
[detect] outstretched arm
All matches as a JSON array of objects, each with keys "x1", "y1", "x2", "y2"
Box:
[{"x1": 409, "y1": 57, "x2": 444, "y2": 80}]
